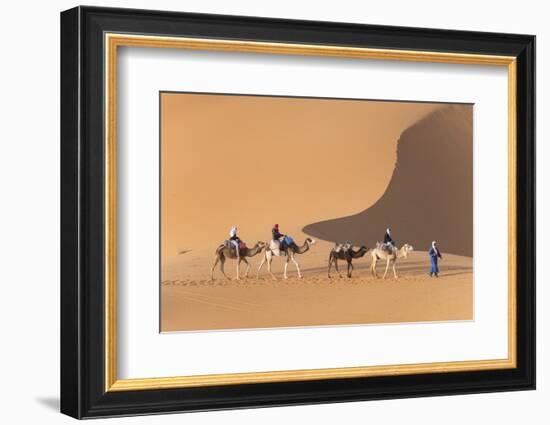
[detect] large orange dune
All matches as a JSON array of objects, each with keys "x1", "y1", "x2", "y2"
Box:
[
  {"x1": 303, "y1": 105, "x2": 473, "y2": 257},
  {"x1": 160, "y1": 93, "x2": 439, "y2": 260}
]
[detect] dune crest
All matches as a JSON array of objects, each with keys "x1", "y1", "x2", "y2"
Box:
[{"x1": 303, "y1": 104, "x2": 473, "y2": 257}]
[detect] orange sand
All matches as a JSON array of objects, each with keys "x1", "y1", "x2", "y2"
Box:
[{"x1": 161, "y1": 245, "x2": 472, "y2": 332}]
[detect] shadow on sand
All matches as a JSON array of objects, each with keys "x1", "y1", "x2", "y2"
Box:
[
  {"x1": 303, "y1": 105, "x2": 473, "y2": 257},
  {"x1": 260, "y1": 260, "x2": 471, "y2": 279}
]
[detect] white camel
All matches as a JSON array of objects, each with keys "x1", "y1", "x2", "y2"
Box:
[
  {"x1": 370, "y1": 243, "x2": 414, "y2": 279},
  {"x1": 256, "y1": 238, "x2": 316, "y2": 280}
]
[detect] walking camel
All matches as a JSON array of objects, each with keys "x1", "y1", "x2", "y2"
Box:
[
  {"x1": 328, "y1": 245, "x2": 370, "y2": 278},
  {"x1": 210, "y1": 241, "x2": 266, "y2": 280},
  {"x1": 370, "y1": 243, "x2": 414, "y2": 279},
  {"x1": 256, "y1": 238, "x2": 316, "y2": 280}
]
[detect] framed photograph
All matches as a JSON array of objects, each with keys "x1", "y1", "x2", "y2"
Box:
[{"x1": 60, "y1": 6, "x2": 535, "y2": 419}]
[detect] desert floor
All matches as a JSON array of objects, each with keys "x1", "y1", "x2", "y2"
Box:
[{"x1": 161, "y1": 240, "x2": 473, "y2": 332}]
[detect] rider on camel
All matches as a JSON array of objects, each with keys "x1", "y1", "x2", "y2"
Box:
[
  {"x1": 383, "y1": 228, "x2": 396, "y2": 252},
  {"x1": 229, "y1": 225, "x2": 241, "y2": 259},
  {"x1": 272, "y1": 224, "x2": 286, "y2": 250}
]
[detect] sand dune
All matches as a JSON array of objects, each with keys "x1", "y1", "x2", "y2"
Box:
[
  {"x1": 161, "y1": 93, "x2": 439, "y2": 261},
  {"x1": 303, "y1": 105, "x2": 473, "y2": 256}
]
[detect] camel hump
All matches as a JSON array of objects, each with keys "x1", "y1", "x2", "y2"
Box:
[
  {"x1": 269, "y1": 239, "x2": 281, "y2": 250},
  {"x1": 282, "y1": 235, "x2": 295, "y2": 246}
]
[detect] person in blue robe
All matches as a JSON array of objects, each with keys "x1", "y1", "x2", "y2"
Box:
[{"x1": 429, "y1": 241, "x2": 443, "y2": 277}]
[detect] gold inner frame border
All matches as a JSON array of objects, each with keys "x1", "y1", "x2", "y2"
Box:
[{"x1": 104, "y1": 33, "x2": 517, "y2": 392}]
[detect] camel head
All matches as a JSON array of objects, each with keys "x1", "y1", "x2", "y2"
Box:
[
  {"x1": 401, "y1": 244, "x2": 414, "y2": 257},
  {"x1": 255, "y1": 241, "x2": 267, "y2": 250},
  {"x1": 305, "y1": 238, "x2": 316, "y2": 246},
  {"x1": 351, "y1": 245, "x2": 369, "y2": 258}
]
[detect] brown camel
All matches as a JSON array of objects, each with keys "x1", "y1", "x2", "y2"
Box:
[
  {"x1": 210, "y1": 241, "x2": 266, "y2": 280},
  {"x1": 256, "y1": 238, "x2": 316, "y2": 280},
  {"x1": 370, "y1": 243, "x2": 414, "y2": 279},
  {"x1": 328, "y1": 245, "x2": 370, "y2": 278}
]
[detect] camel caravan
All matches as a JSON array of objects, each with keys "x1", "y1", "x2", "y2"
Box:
[{"x1": 210, "y1": 225, "x2": 414, "y2": 281}]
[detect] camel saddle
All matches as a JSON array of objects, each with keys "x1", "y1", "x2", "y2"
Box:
[
  {"x1": 335, "y1": 242, "x2": 352, "y2": 253},
  {"x1": 378, "y1": 242, "x2": 396, "y2": 254},
  {"x1": 223, "y1": 239, "x2": 247, "y2": 253}
]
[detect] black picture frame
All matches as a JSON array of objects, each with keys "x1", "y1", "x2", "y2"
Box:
[{"x1": 61, "y1": 5, "x2": 535, "y2": 419}]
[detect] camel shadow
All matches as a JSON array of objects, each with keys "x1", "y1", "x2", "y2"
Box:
[{"x1": 280, "y1": 261, "x2": 472, "y2": 279}]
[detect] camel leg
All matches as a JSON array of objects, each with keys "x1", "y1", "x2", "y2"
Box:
[
  {"x1": 347, "y1": 260, "x2": 353, "y2": 278},
  {"x1": 220, "y1": 257, "x2": 230, "y2": 280},
  {"x1": 210, "y1": 255, "x2": 220, "y2": 280},
  {"x1": 284, "y1": 257, "x2": 290, "y2": 279},
  {"x1": 290, "y1": 255, "x2": 302, "y2": 278},
  {"x1": 328, "y1": 256, "x2": 333, "y2": 278},
  {"x1": 267, "y1": 255, "x2": 277, "y2": 280},
  {"x1": 241, "y1": 258, "x2": 250, "y2": 278},
  {"x1": 392, "y1": 262, "x2": 398, "y2": 279},
  {"x1": 257, "y1": 255, "x2": 266, "y2": 278},
  {"x1": 383, "y1": 259, "x2": 391, "y2": 279},
  {"x1": 235, "y1": 259, "x2": 242, "y2": 280},
  {"x1": 334, "y1": 259, "x2": 342, "y2": 278},
  {"x1": 370, "y1": 258, "x2": 377, "y2": 278}
]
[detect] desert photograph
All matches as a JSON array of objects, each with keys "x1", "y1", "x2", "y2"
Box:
[{"x1": 160, "y1": 92, "x2": 473, "y2": 332}]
